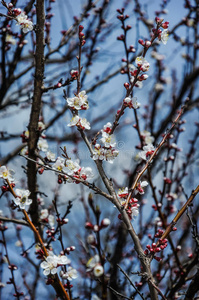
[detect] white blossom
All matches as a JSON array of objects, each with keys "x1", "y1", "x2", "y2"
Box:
[
  {"x1": 79, "y1": 118, "x2": 91, "y2": 130},
  {"x1": 40, "y1": 209, "x2": 48, "y2": 220},
  {"x1": 65, "y1": 159, "x2": 80, "y2": 175},
  {"x1": 100, "y1": 132, "x2": 116, "y2": 148},
  {"x1": 48, "y1": 215, "x2": 55, "y2": 228},
  {"x1": 140, "y1": 130, "x2": 155, "y2": 145},
  {"x1": 67, "y1": 90, "x2": 88, "y2": 110},
  {"x1": 5, "y1": 34, "x2": 16, "y2": 45},
  {"x1": 52, "y1": 157, "x2": 65, "y2": 171},
  {"x1": 132, "y1": 97, "x2": 141, "y2": 109},
  {"x1": 93, "y1": 265, "x2": 104, "y2": 277},
  {"x1": 14, "y1": 189, "x2": 32, "y2": 209},
  {"x1": 80, "y1": 167, "x2": 94, "y2": 180},
  {"x1": 16, "y1": 12, "x2": 33, "y2": 33},
  {"x1": 131, "y1": 206, "x2": 139, "y2": 219},
  {"x1": 135, "y1": 181, "x2": 148, "y2": 195},
  {"x1": 151, "y1": 51, "x2": 165, "y2": 61},
  {"x1": 118, "y1": 187, "x2": 129, "y2": 198},
  {"x1": 87, "y1": 234, "x2": 96, "y2": 244},
  {"x1": 46, "y1": 151, "x2": 56, "y2": 162},
  {"x1": 161, "y1": 29, "x2": 169, "y2": 45},
  {"x1": 104, "y1": 148, "x2": 119, "y2": 163},
  {"x1": 124, "y1": 96, "x2": 140, "y2": 109},
  {"x1": 135, "y1": 56, "x2": 150, "y2": 71},
  {"x1": 0, "y1": 166, "x2": 14, "y2": 181},
  {"x1": 67, "y1": 115, "x2": 80, "y2": 127},
  {"x1": 20, "y1": 146, "x2": 28, "y2": 155},
  {"x1": 86, "y1": 256, "x2": 104, "y2": 277},
  {"x1": 40, "y1": 253, "x2": 70, "y2": 276},
  {"x1": 93, "y1": 144, "x2": 105, "y2": 161},
  {"x1": 37, "y1": 138, "x2": 48, "y2": 152},
  {"x1": 86, "y1": 255, "x2": 100, "y2": 271},
  {"x1": 64, "y1": 266, "x2": 78, "y2": 280},
  {"x1": 102, "y1": 218, "x2": 110, "y2": 226},
  {"x1": 138, "y1": 144, "x2": 155, "y2": 160},
  {"x1": 40, "y1": 255, "x2": 59, "y2": 276},
  {"x1": 67, "y1": 115, "x2": 90, "y2": 130},
  {"x1": 38, "y1": 121, "x2": 45, "y2": 131},
  {"x1": 102, "y1": 122, "x2": 112, "y2": 133}
]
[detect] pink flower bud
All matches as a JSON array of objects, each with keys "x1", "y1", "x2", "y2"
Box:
[
  {"x1": 138, "y1": 39, "x2": 145, "y2": 46},
  {"x1": 79, "y1": 32, "x2": 85, "y2": 39},
  {"x1": 162, "y1": 21, "x2": 169, "y2": 29},
  {"x1": 124, "y1": 82, "x2": 129, "y2": 89},
  {"x1": 85, "y1": 222, "x2": 94, "y2": 229},
  {"x1": 79, "y1": 25, "x2": 84, "y2": 32}
]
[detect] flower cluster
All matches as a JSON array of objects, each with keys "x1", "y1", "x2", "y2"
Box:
[
  {"x1": 15, "y1": 10, "x2": 33, "y2": 33},
  {"x1": 92, "y1": 122, "x2": 119, "y2": 163},
  {"x1": 140, "y1": 130, "x2": 155, "y2": 145},
  {"x1": 135, "y1": 56, "x2": 150, "y2": 72},
  {"x1": 40, "y1": 252, "x2": 71, "y2": 276},
  {"x1": 138, "y1": 144, "x2": 155, "y2": 161},
  {"x1": 117, "y1": 187, "x2": 140, "y2": 220},
  {"x1": 60, "y1": 266, "x2": 78, "y2": 281},
  {"x1": 128, "y1": 62, "x2": 149, "y2": 89},
  {"x1": 67, "y1": 115, "x2": 90, "y2": 130},
  {"x1": 67, "y1": 90, "x2": 90, "y2": 130},
  {"x1": 52, "y1": 157, "x2": 94, "y2": 183},
  {"x1": 21, "y1": 121, "x2": 49, "y2": 155},
  {"x1": 135, "y1": 181, "x2": 148, "y2": 195},
  {"x1": 40, "y1": 209, "x2": 55, "y2": 228},
  {"x1": 67, "y1": 90, "x2": 88, "y2": 110},
  {"x1": 0, "y1": 165, "x2": 32, "y2": 211},
  {"x1": 86, "y1": 255, "x2": 104, "y2": 277},
  {"x1": 123, "y1": 96, "x2": 140, "y2": 109}
]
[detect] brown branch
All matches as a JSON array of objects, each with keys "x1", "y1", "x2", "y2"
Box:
[
  {"x1": 125, "y1": 103, "x2": 186, "y2": 210},
  {"x1": 0, "y1": 216, "x2": 29, "y2": 226},
  {"x1": 156, "y1": 185, "x2": 199, "y2": 246},
  {"x1": 27, "y1": 0, "x2": 45, "y2": 229},
  {"x1": 78, "y1": 129, "x2": 159, "y2": 300}
]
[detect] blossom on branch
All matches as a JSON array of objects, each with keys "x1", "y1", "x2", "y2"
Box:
[
  {"x1": 135, "y1": 181, "x2": 148, "y2": 195},
  {"x1": 67, "y1": 115, "x2": 91, "y2": 130},
  {"x1": 40, "y1": 252, "x2": 70, "y2": 276},
  {"x1": 161, "y1": 29, "x2": 169, "y2": 45},
  {"x1": 100, "y1": 132, "x2": 116, "y2": 148},
  {"x1": 16, "y1": 12, "x2": 33, "y2": 33},
  {"x1": 52, "y1": 157, "x2": 65, "y2": 171},
  {"x1": 37, "y1": 137, "x2": 48, "y2": 152},
  {"x1": 140, "y1": 130, "x2": 155, "y2": 145},
  {"x1": 63, "y1": 266, "x2": 78, "y2": 280},
  {"x1": 86, "y1": 254, "x2": 104, "y2": 277},
  {"x1": 138, "y1": 144, "x2": 155, "y2": 160},
  {"x1": 67, "y1": 90, "x2": 89, "y2": 110},
  {"x1": 5, "y1": 34, "x2": 16, "y2": 45},
  {"x1": 14, "y1": 189, "x2": 32, "y2": 209},
  {"x1": 135, "y1": 56, "x2": 150, "y2": 72},
  {"x1": 0, "y1": 166, "x2": 14, "y2": 182},
  {"x1": 102, "y1": 122, "x2": 112, "y2": 133},
  {"x1": 124, "y1": 97, "x2": 140, "y2": 109}
]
